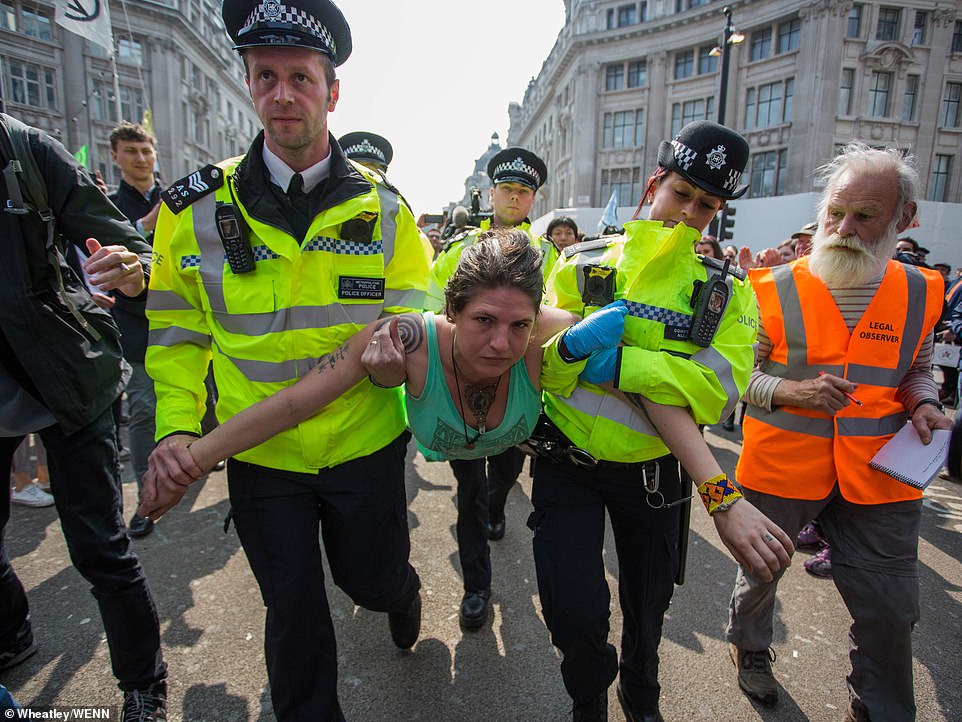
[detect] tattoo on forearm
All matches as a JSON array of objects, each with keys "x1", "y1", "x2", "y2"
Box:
[
  {"x1": 396, "y1": 316, "x2": 423, "y2": 353},
  {"x1": 313, "y1": 343, "x2": 350, "y2": 375}
]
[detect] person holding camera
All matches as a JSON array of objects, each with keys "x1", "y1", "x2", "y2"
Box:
[{"x1": 530, "y1": 121, "x2": 791, "y2": 721}]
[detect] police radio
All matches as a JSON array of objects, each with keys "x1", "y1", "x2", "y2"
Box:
[
  {"x1": 688, "y1": 258, "x2": 734, "y2": 347},
  {"x1": 214, "y1": 202, "x2": 255, "y2": 274}
]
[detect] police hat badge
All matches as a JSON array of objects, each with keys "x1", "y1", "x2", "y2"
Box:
[
  {"x1": 487, "y1": 147, "x2": 548, "y2": 190},
  {"x1": 656, "y1": 120, "x2": 749, "y2": 200},
  {"x1": 339, "y1": 132, "x2": 393, "y2": 172},
  {"x1": 222, "y1": 0, "x2": 353, "y2": 66}
]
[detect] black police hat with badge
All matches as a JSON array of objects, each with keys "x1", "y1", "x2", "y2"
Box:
[
  {"x1": 657, "y1": 120, "x2": 749, "y2": 200},
  {"x1": 487, "y1": 147, "x2": 548, "y2": 191},
  {"x1": 222, "y1": 0, "x2": 353, "y2": 66},
  {"x1": 339, "y1": 132, "x2": 393, "y2": 172}
]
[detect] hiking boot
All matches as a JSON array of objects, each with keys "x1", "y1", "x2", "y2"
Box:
[
  {"x1": 0, "y1": 623, "x2": 37, "y2": 672},
  {"x1": 804, "y1": 546, "x2": 832, "y2": 578},
  {"x1": 796, "y1": 521, "x2": 827, "y2": 550},
  {"x1": 122, "y1": 680, "x2": 167, "y2": 722},
  {"x1": 729, "y1": 643, "x2": 778, "y2": 704},
  {"x1": 572, "y1": 692, "x2": 607, "y2": 722}
]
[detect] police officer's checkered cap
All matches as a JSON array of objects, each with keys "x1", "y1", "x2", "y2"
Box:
[
  {"x1": 486, "y1": 148, "x2": 548, "y2": 190},
  {"x1": 223, "y1": 0, "x2": 353, "y2": 65},
  {"x1": 493, "y1": 158, "x2": 541, "y2": 186},
  {"x1": 656, "y1": 120, "x2": 749, "y2": 200},
  {"x1": 242, "y1": 3, "x2": 335, "y2": 54},
  {"x1": 344, "y1": 139, "x2": 385, "y2": 162}
]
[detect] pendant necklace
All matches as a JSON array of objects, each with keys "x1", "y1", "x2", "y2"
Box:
[{"x1": 451, "y1": 336, "x2": 502, "y2": 450}]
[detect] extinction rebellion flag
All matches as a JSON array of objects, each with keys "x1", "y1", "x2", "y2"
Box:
[{"x1": 55, "y1": 0, "x2": 113, "y2": 54}]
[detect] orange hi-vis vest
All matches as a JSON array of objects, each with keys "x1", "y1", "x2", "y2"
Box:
[{"x1": 738, "y1": 257, "x2": 944, "y2": 504}]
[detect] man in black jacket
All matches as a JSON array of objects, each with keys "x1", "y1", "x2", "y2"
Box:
[
  {"x1": 0, "y1": 114, "x2": 167, "y2": 721},
  {"x1": 107, "y1": 122, "x2": 162, "y2": 537}
]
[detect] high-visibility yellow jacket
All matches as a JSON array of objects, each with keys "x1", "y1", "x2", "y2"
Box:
[
  {"x1": 146, "y1": 136, "x2": 431, "y2": 473},
  {"x1": 424, "y1": 218, "x2": 560, "y2": 312},
  {"x1": 739, "y1": 257, "x2": 944, "y2": 503},
  {"x1": 541, "y1": 220, "x2": 757, "y2": 463}
]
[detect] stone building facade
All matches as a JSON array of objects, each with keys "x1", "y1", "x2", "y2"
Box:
[{"x1": 0, "y1": 0, "x2": 257, "y2": 187}]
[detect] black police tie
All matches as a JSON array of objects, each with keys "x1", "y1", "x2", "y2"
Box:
[{"x1": 287, "y1": 172, "x2": 310, "y2": 239}]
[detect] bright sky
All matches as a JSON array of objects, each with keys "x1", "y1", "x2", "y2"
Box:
[{"x1": 329, "y1": 1, "x2": 567, "y2": 218}]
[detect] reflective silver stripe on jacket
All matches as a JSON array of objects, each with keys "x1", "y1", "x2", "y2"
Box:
[
  {"x1": 148, "y1": 325, "x2": 210, "y2": 348},
  {"x1": 565, "y1": 386, "x2": 659, "y2": 437},
  {"x1": 223, "y1": 353, "x2": 321, "y2": 384},
  {"x1": 745, "y1": 407, "x2": 907, "y2": 438},
  {"x1": 147, "y1": 289, "x2": 196, "y2": 312},
  {"x1": 690, "y1": 344, "x2": 740, "y2": 420}
]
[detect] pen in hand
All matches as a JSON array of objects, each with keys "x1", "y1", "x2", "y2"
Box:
[{"x1": 818, "y1": 371, "x2": 863, "y2": 407}]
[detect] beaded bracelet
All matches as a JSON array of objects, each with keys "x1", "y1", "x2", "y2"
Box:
[{"x1": 696, "y1": 472, "x2": 743, "y2": 515}]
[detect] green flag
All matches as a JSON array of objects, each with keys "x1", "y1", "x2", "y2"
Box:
[{"x1": 74, "y1": 144, "x2": 88, "y2": 169}]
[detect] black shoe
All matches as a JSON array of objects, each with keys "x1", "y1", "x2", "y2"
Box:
[
  {"x1": 0, "y1": 622, "x2": 37, "y2": 672},
  {"x1": 459, "y1": 589, "x2": 490, "y2": 630},
  {"x1": 128, "y1": 514, "x2": 154, "y2": 538},
  {"x1": 487, "y1": 517, "x2": 506, "y2": 541},
  {"x1": 122, "y1": 680, "x2": 167, "y2": 722},
  {"x1": 572, "y1": 692, "x2": 607, "y2": 722},
  {"x1": 388, "y1": 592, "x2": 421, "y2": 650},
  {"x1": 616, "y1": 681, "x2": 664, "y2": 722}
]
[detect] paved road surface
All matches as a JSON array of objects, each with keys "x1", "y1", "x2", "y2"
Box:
[{"x1": 4, "y1": 427, "x2": 962, "y2": 720}]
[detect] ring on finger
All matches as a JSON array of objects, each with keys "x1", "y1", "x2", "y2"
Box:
[{"x1": 763, "y1": 533, "x2": 775, "y2": 542}]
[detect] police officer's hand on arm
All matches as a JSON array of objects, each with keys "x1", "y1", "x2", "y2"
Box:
[
  {"x1": 558, "y1": 300, "x2": 627, "y2": 360},
  {"x1": 82, "y1": 237, "x2": 145, "y2": 297}
]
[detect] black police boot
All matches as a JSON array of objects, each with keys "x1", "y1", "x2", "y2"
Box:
[
  {"x1": 459, "y1": 589, "x2": 490, "y2": 630},
  {"x1": 388, "y1": 592, "x2": 421, "y2": 650},
  {"x1": 486, "y1": 516, "x2": 506, "y2": 541},
  {"x1": 572, "y1": 692, "x2": 607, "y2": 722}
]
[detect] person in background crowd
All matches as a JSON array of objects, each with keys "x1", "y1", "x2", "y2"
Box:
[
  {"x1": 0, "y1": 113, "x2": 167, "y2": 721},
  {"x1": 532, "y1": 120, "x2": 792, "y2": 722},
  {"x1": 8, "y1": 436, "x2": 52, "y2": 508},
  {"x1": 424, "y1": 224, "x2": 443, "y2": 257},
  {"x1": 695, "y1": 234, "x2": 723, "y2": 260},
  {"x1": 145, "y1": 1, "x2": 431, "y2": 719},
  {"x1": 424, "y1": 146, "x2": 559, "y2": 630},
  {"x1": 546, "y1": 216, "x2": 581, "y2": 251},
  {"x1": 776, "y1": 239, "x2": 796, "y2": 264},
  {"x1": 726, "y1": 142, "x2": 949, "y2": 722},
  {"x1": 723, "y1": 244, "x2": 739, "y2": 265},
  {"x1": 791, "y1": 222, "x2": 817, "y2": 258},
  {"x1": 107, "y1": 121, "x2": 162, "y2": 538}
]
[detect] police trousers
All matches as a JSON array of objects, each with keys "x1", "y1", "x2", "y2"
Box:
[
  {"x1": 529, "y1": 453, "x2": 681, "y2": 714},
  {"x1": 227, "y1": 432, "x2": 419, "y2": 722},
  {"x1": 726, "y1": 485, "x2": 921, "y2": 722}
]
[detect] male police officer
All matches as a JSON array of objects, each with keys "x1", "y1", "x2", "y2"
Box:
[
  {"x1": 338, "y1": 131, "x2": 393, "y2": 174},
  {"x1": 424, "y1": 147, "x2": 557, "y2": 630},
  {"x1": 145, "y1": 1, "x2": 430, "y2": 719}
]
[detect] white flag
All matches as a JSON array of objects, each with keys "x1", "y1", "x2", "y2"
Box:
[{"x1": 56, "y1": 0, "x2": 113, "y2": 54}]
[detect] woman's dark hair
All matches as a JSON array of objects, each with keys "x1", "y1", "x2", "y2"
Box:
[
  {"x1": 696, "y1": 237, "x2": 723, "y2": 260},
  {"x1": 445, "y1": 228, "x2": 543, "y2": 316},
  {"x1": 546, "y1": 216, "x2": 579, "y2": 239}
]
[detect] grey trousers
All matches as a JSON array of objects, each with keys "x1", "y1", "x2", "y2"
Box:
[{"x1": 726, "y1": 485, "x2": 921, "y2": 722}]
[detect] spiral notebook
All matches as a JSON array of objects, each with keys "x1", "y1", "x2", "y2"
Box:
[{"x1": 868, "y1": 423, "x2": 951, "y2": 490}]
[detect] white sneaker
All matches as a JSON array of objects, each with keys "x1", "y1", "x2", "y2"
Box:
[{"x1": 11, "y1": 484, "x2": 54, "y2": 508}]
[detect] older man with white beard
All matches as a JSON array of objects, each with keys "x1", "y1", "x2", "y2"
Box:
[{"x1": 724, "y1": 143, "x2": 951, "y2": 722}]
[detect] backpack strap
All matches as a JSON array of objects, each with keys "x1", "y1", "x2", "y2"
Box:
[{"x1": 0, "y1": 113, "x2": 101, "y2": 341}]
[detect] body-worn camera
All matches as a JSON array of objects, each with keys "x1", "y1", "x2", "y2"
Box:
[{"x1": 582, "y1": 265, "x2": 616, "y2": 306}]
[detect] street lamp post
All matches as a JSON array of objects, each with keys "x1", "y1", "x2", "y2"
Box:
[{"x1": 713, "y1": 5, "x2": 744, "y2": 126}]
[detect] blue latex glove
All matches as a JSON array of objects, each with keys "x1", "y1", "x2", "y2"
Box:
[
  {"x1": 580, "y1": 347, "x2": 619, "y2": 385},
  {"x1": 562, "y1": 300, "x2": 627, "y2": 360}
]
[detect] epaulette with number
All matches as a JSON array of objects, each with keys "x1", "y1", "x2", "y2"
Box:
[
  {"x1": 697, "y1": 253, "x2": 747, "y2": 281},
  {"x1": 563, "y1": 235, "x2": 618, "y2": 259},
  {"x1": 162, "y1": 164, "x2": 225, "y2": 213}
]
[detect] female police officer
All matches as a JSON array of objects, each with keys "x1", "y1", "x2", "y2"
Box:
[{"x1": 531, "y1": 121, "x2": 792, "y2": 721}]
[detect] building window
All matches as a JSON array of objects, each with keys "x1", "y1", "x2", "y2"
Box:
[
  {"x1": 953, "y1": 21, "x2": 962, "y2": 53},
  {"x1": 600, "y1": 167, "x2": 641, "y2": 207},
  {"x1": 119, "y1": 86, "x2": 145, "y2": 124},
  {"x1": 777, "y1": 18, "x2": 800, "y2": 53},
  {"x1": 750, "y1": 28, "x2": 772, "y2": 61},
  {"x1": 902, "y1": 75, "x2": 919, "y2": 121},
  {"x1": 7, "y1": 58, "x2": 56, "y2": 110},
  {"x1": 0, "y1": 1, "x2": 15, "y2": 31},
  {"x1": 117, "y1": 37, "x2": 144, "y2": 67},
  {"x1": 617, "y1": 4, "x2": 636, "y2": 27},
  {"x1": 602, "y1": 109, "x2": 645, "y2": 148},
  {"x1": 929, "y1": 155, "x2": 951, "y2": 201},
  {"x1": 847, "y1": 5, "x2": 862, "y2": 38},
  {"x1": 627, "y1": 59, "x2": 647, "y2": 88},
  {"x1": 750, "y1": 149, "x2": 788, "y2": 198},
  {"x1": 912, "y1": 11, "x2": 927, "y2": 45},
  {"x1": 744, "y1": 79, "x2": 793, "y2": 129},
  {"x1": 91, "y1": 79, "x2": 116, "y2": 120},
  {"x1": 876, "y1": 7, "x2": 900, "y2": 42},
  {"x1": 867, "y1": 71, "x2": 892, "y2": 117},
  {"x1": 671, "y1": 97, "x2": 715, "y2": 136},
  {"x1": 605, "y1": 63, "x2": 624, "y2": 91},
  {"x1": 698, "y1": 45, "x2": 717, "y2": 74},
  {"x1": 674, "y1": 49, "x2": 694, "y2": 79},
  {"x1": 639, "y1": 1, "x2": 648, "y2": 22},
  {"x1": 941, "y1": 82, "x2": 962, "y2": 128},
  {"x1": 839, "y1": 68, "x2": 854, "y2": 116},
  {"x1": 606, "y1": 8, "x2": 615, "y2": 29},
  {"x1": 22, "y1": 5, "x2": 51, "y2": 41}
]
